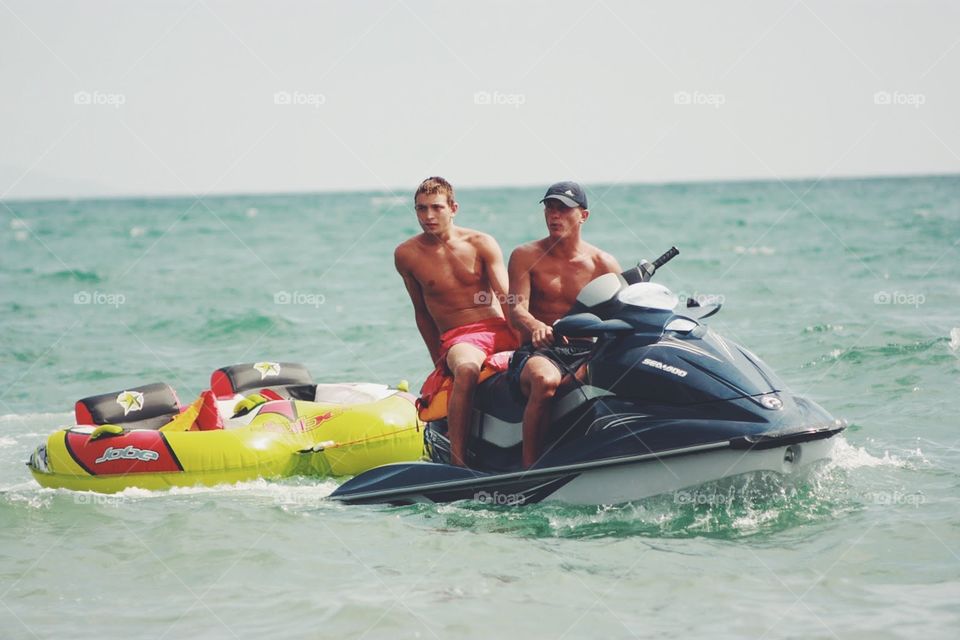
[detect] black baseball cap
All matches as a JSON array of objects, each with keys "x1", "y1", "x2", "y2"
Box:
[{"x1": 540, "y1": 181, "x2": 588, "y2": 209}]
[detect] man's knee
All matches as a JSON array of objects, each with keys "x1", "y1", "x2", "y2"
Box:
[
  {"x1": 523, "y1": 360, "x2": 561, "y2": 399},
  {"x1": 451, "y1": 360, "x2": 481, "y2": 383},
  {"x1": 446, "y1": 343, "x2": 485, "y2": 384}
]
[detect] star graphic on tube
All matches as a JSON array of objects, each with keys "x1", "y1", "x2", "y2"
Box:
[
  {"x1": 115, "y1": 390, "x2": 145, "y2": 415},
  {"x1": 253, "y1": 362, "x2": 281, "y2": 380}
]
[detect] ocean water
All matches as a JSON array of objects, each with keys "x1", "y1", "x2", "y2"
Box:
[{"x1": 1, "y1": 176, "x2": 958, "y2": 639}]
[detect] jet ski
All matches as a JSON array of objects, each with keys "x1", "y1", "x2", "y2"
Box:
[{"x1": 331, "y1": 247, "x2": 846, "y2": 507}]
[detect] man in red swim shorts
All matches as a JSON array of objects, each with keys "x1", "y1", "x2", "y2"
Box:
[{"x1": 395, "y1": 177, "x2": 518, "y2": 467}]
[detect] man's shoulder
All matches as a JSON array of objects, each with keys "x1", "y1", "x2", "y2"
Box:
[
  {"x1": 456, "y1": 228, "x2": 504, "y2": 257},
  {"x1": 511, "y1": 239, "x2": 548, "y2": 259},
  {"x1": 394, "y1": 235, "x2": 426, "y2": 266},
  {"x1": 395, "y1": 234, "x2": 422, "y2": 249},
  {"x1": 583, "y1": 242, "x2": 621, "y2": 272},
  {"x1": 457, "y1": 227, "x2": 496, "y2": 246}
]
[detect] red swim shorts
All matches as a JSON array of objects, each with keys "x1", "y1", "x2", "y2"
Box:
[
  {"x1": 438, "y1": 317, "x2": 518, "y2": 367},
  {"x1": 418, "y1": 318, "x2": 518, "y2": 416}
]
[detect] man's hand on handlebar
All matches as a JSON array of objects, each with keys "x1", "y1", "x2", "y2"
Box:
[{"x1": 531, "y1": 323, "x2": 555, "y2": 349}]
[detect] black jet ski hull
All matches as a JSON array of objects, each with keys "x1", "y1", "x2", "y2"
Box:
[{"x1": 330, "y1": 424, "x2": 844, "y2": 506}]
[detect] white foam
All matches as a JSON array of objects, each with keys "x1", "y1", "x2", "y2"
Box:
[
  {"x1": 109, "y1": 477, "x2": 339, "y2": 500},
  {"x1": 3, "y1": 492, "x2": 53, "y2": 509},
  {"x1": 734, "y1": 245, "x2": 775, "y2": 256},
  {"x1": 0, "y1": 436, "x2": 17, "y2": 448},
  {"x1": 0, "y1": 412, "x2": 72, "y2": 424},
  {"x1": 0, "y1": 481, "x2": 39, "y2": 493},
  {"x1": 948, "y1": 328, "x2": 960, "y2": 351},
  {"x1": 825, "y1": 437, "x2": 907, "y2": 470}
]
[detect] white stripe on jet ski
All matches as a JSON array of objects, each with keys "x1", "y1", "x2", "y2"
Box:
[
  {"x1": 590, "y1": 414, "x2": 651, "y2": 432},
  {"x1": 655, "y1": 338, "x2": 722, "y2": 362},
  {"x1": 712, "y1": 333, "x2": 735, "y2": 360}
]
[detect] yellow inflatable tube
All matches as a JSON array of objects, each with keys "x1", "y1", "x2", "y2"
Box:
[{"x1": 27, "y1": 392, "x2": 423, "y2": 493}]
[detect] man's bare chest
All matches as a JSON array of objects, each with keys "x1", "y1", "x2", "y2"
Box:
[{"x1": 413, "y1": 245, "x2": 483, "y2": 290}]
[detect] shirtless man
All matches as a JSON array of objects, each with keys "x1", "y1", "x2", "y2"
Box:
[
  {"x1": 507, "y1": 181, "x2": 622, "y2": 468},
  {"x1": 395, "y1": 177, "x2": 518, "y2": 467}
]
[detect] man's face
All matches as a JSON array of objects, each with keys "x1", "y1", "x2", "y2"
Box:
[
  {"x1": 415, "y1": 193, "x2": 457, "y2": 234},
  {"x1": 543, "y1": 199, "x2": 587, "y2": 238}
]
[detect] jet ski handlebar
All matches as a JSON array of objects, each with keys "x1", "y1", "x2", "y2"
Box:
[
  {"x1": 653, "y1": 246, "x2": 679, "y2": 269},
  {"x1": 623, "y1": 246, "x2": 679, "y2": 284}
]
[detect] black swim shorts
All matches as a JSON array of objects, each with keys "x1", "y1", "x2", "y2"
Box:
[{"x1": 507, "y1": 341, "x2": 594, "y2": 402}]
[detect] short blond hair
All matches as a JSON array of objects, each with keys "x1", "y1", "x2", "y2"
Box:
[{"x1": 415, "y1": 176, "x2": 455, "y2": 207}]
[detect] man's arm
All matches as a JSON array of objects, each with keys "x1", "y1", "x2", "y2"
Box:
[
  {"x1": 395, "y1": 248, "x2": 442, "y2": 366},
  {"x1": 478, "y1": 235, "x2": 512, "y2": 319},
  {"x1": 508, "y1": 247, "x2": 553, "y2": 348}
]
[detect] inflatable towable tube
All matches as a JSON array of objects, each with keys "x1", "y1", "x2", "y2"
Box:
[{"x1": 27, "y1": 362, "x2": 424, "y2": 493}]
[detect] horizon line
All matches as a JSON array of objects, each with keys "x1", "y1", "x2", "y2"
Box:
[{"x1": 3, "y1": 170, "x2": 958, "y2": 206}]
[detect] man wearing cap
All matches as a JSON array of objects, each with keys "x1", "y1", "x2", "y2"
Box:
[{"x1": 507, "y1": 181, "x2": 622, "y2": 468}]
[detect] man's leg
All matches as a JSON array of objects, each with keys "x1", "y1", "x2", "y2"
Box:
[
  {"x1": 445, "y1": 343, "x2": 487, "y2": 467},
  {"x1": 519, "y1": 356, "x2": 562, "y2": 468}
]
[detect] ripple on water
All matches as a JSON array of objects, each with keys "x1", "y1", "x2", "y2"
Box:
[
  {"x1": 38, "y1": 269, "x2": 103, "y2": 283},
  {"x1": 196, "y1": 311, "x2": 295, "y2": 340}
]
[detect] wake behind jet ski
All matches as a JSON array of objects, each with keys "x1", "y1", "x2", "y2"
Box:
[{"x1": 331, "y1": 247, "x2": 846, "y2": 507}]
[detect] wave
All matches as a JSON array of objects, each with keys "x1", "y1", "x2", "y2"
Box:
[
  {"x1": 825, "y1": 437, "x2": 912, "y2": 470},
  {"x1": 733, "y1": 245, "x2": 775, "y2": 256},
  {"x1": 804, "y1": 336, "x2": 954, "y2": 368},
  {"x1": 110, "y1": 477, "x2": 339, "y2": 500},
  {"x1": 0, "y1": 412, "x2": 71, "y2": 424},
  {"x1": 713, "y1": 196, "x2": 753, "y2": 206},
  {"x1": 803, "y1": 323, "x2": 845, "y2": 333},
  {"x1": 39, "y1": 269, "x2": 102, "y2": 283},
  {"x1": 1, "y1": 477, "x2": 340, "y2": 511},
  {"x1": 198, "y1": 311, "x2": 295, "y2": 339}
]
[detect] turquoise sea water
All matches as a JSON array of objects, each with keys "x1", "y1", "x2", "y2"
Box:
[{"x1": 1, "y1": 176, "x2": 958, "y2": 638}]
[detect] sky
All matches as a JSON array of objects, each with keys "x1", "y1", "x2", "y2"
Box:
[{"x1": 1, "y1": 0, "x2": 958, "y2": 200}]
